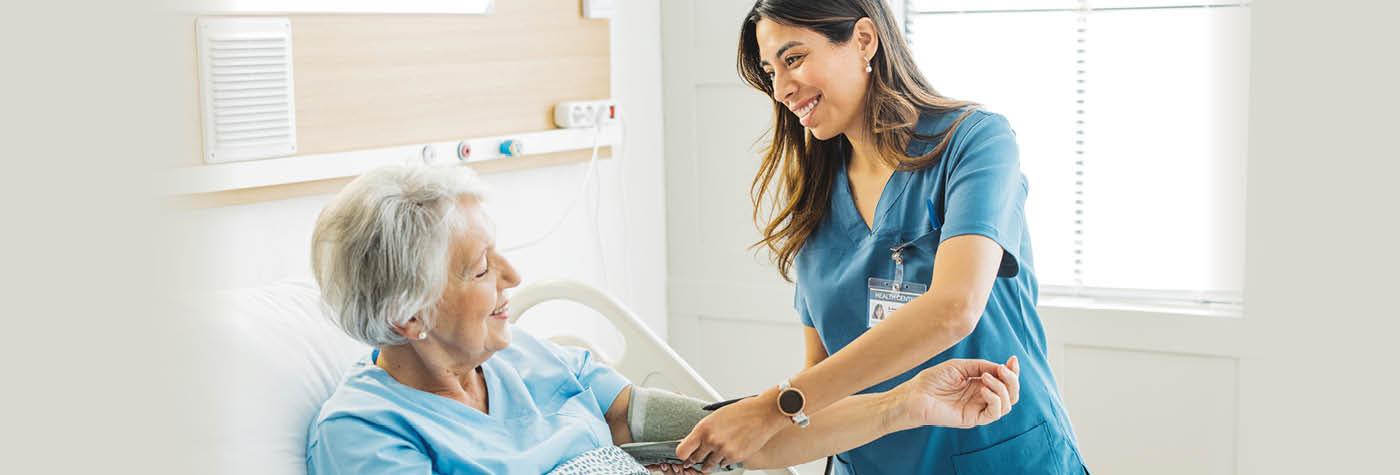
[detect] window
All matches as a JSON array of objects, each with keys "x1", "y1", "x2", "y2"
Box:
[{"x1": 905, "y1": 0, "x2": 1249, "y2": 310}]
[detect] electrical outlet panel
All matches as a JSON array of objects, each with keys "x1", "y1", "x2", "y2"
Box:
[{"x1": 554, "y1": 100, "x2": 617, "y2": 128}]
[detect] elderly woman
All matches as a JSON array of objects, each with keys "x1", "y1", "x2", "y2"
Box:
[{"x1": 305, "y1": 165, "x2": 1021, "y2": 474}]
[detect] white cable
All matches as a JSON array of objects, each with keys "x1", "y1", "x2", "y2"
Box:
[{"x1": 502, "y1": 109, "x2": 609, "y2": 253}]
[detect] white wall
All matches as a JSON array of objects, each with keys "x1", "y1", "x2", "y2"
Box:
[
  {"x1": 661, "y1": 1, "x2": 1400, "y2": 474},
  {"x1": 177, "y1": 0, "x2": 669, "y2": 337},
  {"x1": 661, "y1": 0, "x2": 807, "y2": 397},
  {"x1": 659, "y1": 1, "x2": 820, "y2": 472},
  {"x1": 606, "y1": 0, "x2": 669, "y2": 340},
  {"x1": 1236, "y1": 0, "x2": 1400, "y2": 472}
]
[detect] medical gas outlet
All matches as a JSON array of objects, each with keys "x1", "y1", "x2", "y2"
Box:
[{"x1": 499, "y1": 140, "x2": 522, "y2": 157}]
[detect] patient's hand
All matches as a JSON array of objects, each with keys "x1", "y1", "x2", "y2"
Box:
[{"x1": 890, "y1": 356, "x2": 1020, "y2": 430}]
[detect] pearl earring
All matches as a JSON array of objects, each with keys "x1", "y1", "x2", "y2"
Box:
[
  {"x1": 865, "y1": 58, "x2": 873, "y2": 73},
  {"x1": 417, "y1": 331, "x2": 428, "y2": 340}
]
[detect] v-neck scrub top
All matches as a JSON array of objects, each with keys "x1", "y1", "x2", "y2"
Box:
[
  {"x1": 306, "y1": 326, "x2": 631, "y2": 474},
  {"x1": 794, "y1": 109, "x2": 1087, "y2": 474}
]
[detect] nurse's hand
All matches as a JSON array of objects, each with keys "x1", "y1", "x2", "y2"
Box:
[
  {"x1": 675, "y1": 388, "x2": 788, "y2": 472},
  {"x1": 646, "y1": 463, "x2": 702, "y2": 474},
  {"x1": 889, "y1": 356, "x2": 1020, "y2": 431}
]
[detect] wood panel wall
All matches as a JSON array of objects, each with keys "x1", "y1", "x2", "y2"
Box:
[{"x1": 179, "y1": 0, "x2": 610, "y2": 207}]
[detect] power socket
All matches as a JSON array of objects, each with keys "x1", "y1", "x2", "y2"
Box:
[{"x1": 554, "y1": 100, "x2": 616, "y2": 128}]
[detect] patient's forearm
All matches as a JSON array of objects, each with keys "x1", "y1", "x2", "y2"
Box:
[{"x1": 744, "y1": 392, "x2": 902, "y2": 469}]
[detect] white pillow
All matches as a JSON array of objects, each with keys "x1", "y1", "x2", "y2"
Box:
[{"x1": 206, "y1": 281, "x2": 367, "y2": 475}]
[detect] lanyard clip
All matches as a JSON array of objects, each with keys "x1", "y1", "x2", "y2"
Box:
[{"x1": 890, "y1": 245, "x2": 907, "y2": 291}]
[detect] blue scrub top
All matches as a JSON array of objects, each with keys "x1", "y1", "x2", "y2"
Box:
[
  {"x1": 306, "y1": 326, "x2": 632, "y2": 474},
  {"x1": 795, "y1": 109, "x2": 1086, "y2": 474}
]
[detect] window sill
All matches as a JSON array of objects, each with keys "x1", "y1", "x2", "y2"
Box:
[{"x1": 1038, "y1": 294, "x2": 1243, "y2": 319}]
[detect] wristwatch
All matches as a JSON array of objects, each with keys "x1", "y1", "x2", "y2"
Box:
[{"x1": 777, "y1": 379, "x2": 810, "y2": 428}]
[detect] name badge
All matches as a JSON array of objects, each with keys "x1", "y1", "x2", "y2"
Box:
[{"x1": 867, "y1": 278, "x2": 927, "y2": 327}]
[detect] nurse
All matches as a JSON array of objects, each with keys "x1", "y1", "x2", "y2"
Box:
[{"x1": 676, "y1": 0, "x2": 1088, "y2": 473}]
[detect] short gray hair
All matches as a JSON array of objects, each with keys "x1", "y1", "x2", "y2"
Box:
[{"x1": 311, "y1": 165, "x2": 489, "y2": 347}]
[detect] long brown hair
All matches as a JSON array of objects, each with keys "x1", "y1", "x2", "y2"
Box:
[{"x1": 738, "y1": 0, "x2": 978, "y2": 281}]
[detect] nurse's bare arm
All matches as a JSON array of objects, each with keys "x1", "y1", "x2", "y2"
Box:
[
  {"x1": 745, "y1": 357, "x2": 1020, "y2": 470},
  {"x1": 787, "y1": 235, "x2": 1004, "y2": 415},
  {"x1": 803, "y1": 326, "x2": 828, "y2": 369},
  {"x1": 743, "y1": 392, "x2": 898, "y2": 469}
]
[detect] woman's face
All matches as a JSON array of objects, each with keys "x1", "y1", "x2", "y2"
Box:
[
  {"x1": 424, "y1": 197, "x2": 521, "y2": 363},
  {"x1": 755, "y1": 18, "x2": 874, "y2": 141}
]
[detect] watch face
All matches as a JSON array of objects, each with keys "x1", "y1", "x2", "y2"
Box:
[{"x1": 778, "y1": 389, "x2": 805, "y2": 415}]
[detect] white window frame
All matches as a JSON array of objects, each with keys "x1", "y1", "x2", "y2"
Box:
[{"x1": 904, "y1": 0, "x2": 1249, "y2": 316}]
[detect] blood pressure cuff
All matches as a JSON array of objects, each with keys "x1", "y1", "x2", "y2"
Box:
[
  {"x1": 626, "y1": 386, "x2": 712, "y2": 443},
  {"x1": 622, "y1": 387, "x2": 746, "y2": 472}
]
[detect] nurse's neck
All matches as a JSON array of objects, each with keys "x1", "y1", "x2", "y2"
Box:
[
  {"x1": 377, "y1": 344, "x2": 491, "y2": 413},
  {"x1": 843, "y1": 123, "x2": 895, "y2": 177}
]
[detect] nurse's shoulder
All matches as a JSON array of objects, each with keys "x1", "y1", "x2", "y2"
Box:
[{"x1": 906, "y1": 107, "x2": 1015, "y2": 164}]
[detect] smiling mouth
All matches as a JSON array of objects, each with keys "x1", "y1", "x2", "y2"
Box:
[
  {"x1": 490, "y1": 301, "x2": 510, "y2": 319},
  {"x1": 794, "y1": 94, "x2": 822, "y2": 120}
]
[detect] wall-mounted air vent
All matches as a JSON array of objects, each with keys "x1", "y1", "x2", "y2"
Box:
[{"x1": 197, "y1": 17, "x2": 297, "y2": 164}]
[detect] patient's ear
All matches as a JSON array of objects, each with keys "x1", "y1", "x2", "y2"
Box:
[{"x1": 391, "y1": 316, "x2": 426, "y2": 341}]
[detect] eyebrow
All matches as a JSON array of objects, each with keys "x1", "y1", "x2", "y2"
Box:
[{"x1": 760, "y1": 41, "x2": 805, "y2": 68}]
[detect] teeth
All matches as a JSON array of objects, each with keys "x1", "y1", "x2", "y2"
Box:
[{"x1": 796, "y1": 96, "x2": 820, "y2": 118}]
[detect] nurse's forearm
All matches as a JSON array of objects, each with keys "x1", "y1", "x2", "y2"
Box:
[
  {"x1": 790, "y1": 292, "x2": 978, "y2": 415},
  {"x1": 744, "y1": 392, "x2": 904, "y2": 469},
  {"x1": 803, "y1": 326, "x2": 829, "y2": 369}
]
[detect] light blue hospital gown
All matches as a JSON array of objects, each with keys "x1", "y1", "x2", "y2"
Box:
[{"x1": 306, "y1": 326, "x2": 641, "y2": 474}]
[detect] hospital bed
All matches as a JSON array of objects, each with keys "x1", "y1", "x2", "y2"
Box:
[{"x1": 209, "y1": 279, "x2": 798, "y2": 475}]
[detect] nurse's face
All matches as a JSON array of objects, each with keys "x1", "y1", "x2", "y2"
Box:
[
  {"x1": 755, "y1": 18, "x2": 875, "y2": 141},
  {"x1": 426, "y1": 197, "x2": 521, "y2": 363}
]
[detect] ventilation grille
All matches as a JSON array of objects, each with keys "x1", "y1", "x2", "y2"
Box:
[{"x1": 197, "y1": 17, "x2": 297, "y2": 164}]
